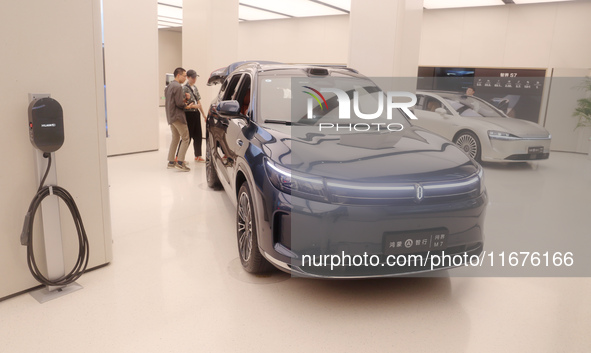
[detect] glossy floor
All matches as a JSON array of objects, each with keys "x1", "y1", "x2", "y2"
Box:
[{"x1": 1, "y1": 116, "x2": 590, "y2": 352}]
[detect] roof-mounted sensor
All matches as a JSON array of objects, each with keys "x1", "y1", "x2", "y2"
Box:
[{"x1": 307, "y1": 68, "x2": 329, "y2": 76}]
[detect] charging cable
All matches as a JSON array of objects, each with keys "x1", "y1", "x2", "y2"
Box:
[{"x1": 20, "y1": 153, "x2": 90, "y2": 286}]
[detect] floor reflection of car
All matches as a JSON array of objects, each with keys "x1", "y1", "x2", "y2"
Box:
[
  {"x1": 413, "y1": 90, "x2": 551, "y2": 162},
  {"x1": 205, "y1": 62, "x2": 487, "y2": 278}
]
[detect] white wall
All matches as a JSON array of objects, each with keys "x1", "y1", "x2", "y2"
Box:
[
  {"x1": 0, "y1": 0, "x2": 112, "y2": 299},
  {"x1": 103, "y1": 0, "x2": 159, "y2": 156},
  {"x1": 419, "y1": 1, "x2": 591, "y2": 153},
  {"x1": 544, "y1": 69, "x2": 591, "y2": 154},
  {"x1": 232, "y1": 1, "x2": 591, "y2": 72},
  {"x1": 348, "y1": 0, "x2": 423, "y2": 79},
  {"x1": 158, "y1": 29, "x2": 183, "y2": 107},
  {"x1": 419, "y1": 2, "x2": 591, "y2": 69},
  {"x1": 183, "y1": 0, "x2": 239, "y2": 114},
  {"x1": 238, "y1": 15, "x2": 349, "y2": 65}
]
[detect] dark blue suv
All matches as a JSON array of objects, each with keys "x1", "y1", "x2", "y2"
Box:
[{"x1": 205, "y1": 62, "x2": 486, "y2": 278}]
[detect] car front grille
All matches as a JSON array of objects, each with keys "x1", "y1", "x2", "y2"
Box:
[{"x1": 505, "y1": 153, "x2": 549, "y2": 161}]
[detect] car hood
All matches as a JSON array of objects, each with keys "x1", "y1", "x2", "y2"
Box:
[
  {"x1": 479, "y1": 117, "x2": 550, "y2": 138},
  {"x1": 257, "y1": 124, "x2": 478, "y2": 183}
]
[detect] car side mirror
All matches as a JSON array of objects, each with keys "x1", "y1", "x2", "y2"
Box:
[
  {"x1": 217, "y1": 100, "x2": 240, "y2": 115},
  {"x1": 435, "y1": 108, "x2": 447, "y2": 116}
]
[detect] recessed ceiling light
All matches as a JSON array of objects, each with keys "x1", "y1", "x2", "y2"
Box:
[
  {"x1": 239, "y1": 4, "x2": 290, "y2": 21},
  {"x1": 423, "y1": 0, "x2": 505, "y2": 9},
  {"x1": 512, "y1": 0, "x2": 574, "y2": 4}
]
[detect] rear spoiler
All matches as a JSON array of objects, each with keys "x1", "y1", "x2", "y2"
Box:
[{"x1": 207, "y1": 60, "x2": 282, "y2": 86}]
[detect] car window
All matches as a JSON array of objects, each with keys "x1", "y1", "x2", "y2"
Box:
[
  {"x1": 219, "y1": 79, "x2": 229, "y2": 96},
  {"x1": 236, "y1": 74, "x2": 252, "y2": 116},
  {"x1": 421, "y1": 96, "x2": 451, "y2": 115},
  {"x1": 414, "y1": 95, "x2": 425, "y2": 110},
  {"x1": 258, "y1": 77, "x2": 292, "y2": 122},
  {"x1": 223, "y1": 74, "x2": 242, "y2": 101},
  {"x1": 442, "y1": 96, "x2": 504, "y2": 118}
]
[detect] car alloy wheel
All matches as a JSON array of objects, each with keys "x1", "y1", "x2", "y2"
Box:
[
  {"x1": 455, "y1": 131, "x2": 481, "y2": 161},
  {"x1": 237, "y1": 189, "x2": 253, "y2": 263},
  {"x1": 236, "y1": 182, "x2": 274, "y2": 273}
]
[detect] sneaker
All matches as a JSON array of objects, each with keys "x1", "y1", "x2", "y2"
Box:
[
  {"x1": 175, "y1": 161, "x2": 191, "y2": 172},
  {"x1": 167, "y1": 161, "x2": 176, "y2": 169},
  {"x1": 195, "y1": 156, "x2": 205, "y2": 163}
]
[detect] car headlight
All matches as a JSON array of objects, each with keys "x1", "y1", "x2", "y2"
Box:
[
  {"x1": 265, "y1": 159, "x2": 327, "y2": 201},
  {"x1": 488, "y1": 130, "x2": 519, "y2": 140}
]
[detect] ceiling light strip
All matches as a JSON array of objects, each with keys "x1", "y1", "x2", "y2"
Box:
[
  {"x1": 308, "y1": 0, "x2": 350, "y2": 13},
  {"x1": 158, "y1": 2, "x2": 182, "y2": 9},
  {"x1": 158, "y1": 20, "x2": 183, "y2": 25},
  {"x1": 239, "y1": 3, "x2": 295, "y2": 18},
  {"x1": 158, "y1": 15, "x2": 183, "y2": 22}
]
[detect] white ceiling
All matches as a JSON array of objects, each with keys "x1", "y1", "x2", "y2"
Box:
[{"x1": 158, "y1": 0, "x2": 578, "y2": 29}]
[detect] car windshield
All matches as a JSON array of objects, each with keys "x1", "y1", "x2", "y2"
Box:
[
  {"x1": 440, "y1": 94, "x2": 505, "y2": 118},
  {"x1": 258, "y1": 74, "x2": 409, "y2": 126}
]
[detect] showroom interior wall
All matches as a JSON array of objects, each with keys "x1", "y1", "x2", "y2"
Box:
[
  {"x1": 103, "y1": 0, "x2": 159, "y2": 156},
  {"x1": 183, "y1": 0, "x2": 239, "y2": 113},
  {"x1": 0, "y1": 0, "x2": 113, "y2": 299},
  {"x1": 348, "y1": 0, "x2": 423, "y2": 80},
  {"x1": 419, "y1": 2, "x2": 591, "y2": 69},
  {"x1": 543, "y1": 68, "x2": 591, "y2": 154},
  {"x1": 419, "y1": 1, "x2": 591, "y2": 154},
  {"x1": 237, "y1": 15, "x2": 349, "y2": 66},
  {"x1": 158, "y1": 29, "x2": 182, "y2": 107}
]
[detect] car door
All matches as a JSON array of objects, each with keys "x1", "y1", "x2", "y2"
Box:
[
  {"x1": 413, "y1": 95, "x2": 456, "y2": 140},
  {"x1": 211, "y1": 73, "x2": 243, "y2": 185},
  {"x1": 222, "y1": 73, "x2": 252, "y2": 188}
]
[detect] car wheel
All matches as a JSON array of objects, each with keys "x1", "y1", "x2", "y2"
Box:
[
  {"x1": 236, "y1": 182, "x2": 273, "y2": 273},
  {"x1": 206, "y1": 144, "x2": 222, "y2": 190},
  {"x1": 454, "y1": 131, "x2": 482, "y2": 162}
]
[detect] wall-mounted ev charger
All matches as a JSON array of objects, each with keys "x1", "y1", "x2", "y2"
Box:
[
  {"x1": 28, "y1": 97, "x2": 64, "y2": 153},
  {"x1": 22, "y1": 96, "x2": 89, "y2": 302}
]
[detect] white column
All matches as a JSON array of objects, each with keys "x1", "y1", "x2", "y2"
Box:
[
  {"x1": 182, "y1": 0, "x2": 239, "y2": 109},
  {"x1": 103, "y1": 0, "x2": 159, "y2": 155},
  {"x1": 348, "y1": 0, "x2": 423, "y2": 84}
]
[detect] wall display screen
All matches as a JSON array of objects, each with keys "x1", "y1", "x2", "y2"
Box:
[{"x1": 418, "y1": 67, "x2": 547, "y2": 123}]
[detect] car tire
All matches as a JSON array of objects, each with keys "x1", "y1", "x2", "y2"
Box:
[
  {"x1": 236, "y1": 182, "x2": 273, "y2": 274},
  {"x1": 454, "y1": 131, "x2": 482, "y2": 162},
  {"x1": 206, "y1": 143, "x2": 222, "y2": 190}
]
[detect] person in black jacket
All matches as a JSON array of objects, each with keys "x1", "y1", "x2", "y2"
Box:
[{"x1": 182, "y1": 69, "x2": 207, "y2": 162}]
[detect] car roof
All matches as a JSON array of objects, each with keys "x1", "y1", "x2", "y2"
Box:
[
  {"x1": 417, "y1": 90, "x2": 487, "y2": 102},
  {"x1": 417, "y1": 90, "x2": 465, "y2": 97},
  {"x1": 208, "y1": 61, "x2": 363, "y2": 85},
  {"x1": 236, "y1": 62, "x2": 361, "y2": 76}
]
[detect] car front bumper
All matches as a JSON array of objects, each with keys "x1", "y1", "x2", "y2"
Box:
[
  {"x1": 483, "y1": 137, "x2": 551, "y2": 162},
  {"x1": 257, "y1": 185, "x2": 487, "y2": 278}
]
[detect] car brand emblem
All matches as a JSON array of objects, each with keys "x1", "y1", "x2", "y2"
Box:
[{"x1": 415, "y1": 183, "x2": 424, "y2": 202}]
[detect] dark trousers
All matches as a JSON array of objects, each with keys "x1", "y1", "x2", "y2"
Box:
[{"x1": 183, "y1": 110, "x2": 202, "y2": 157}]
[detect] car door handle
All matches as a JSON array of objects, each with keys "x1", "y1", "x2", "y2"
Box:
[{"x1": 236, "y1": 139, "x2": 243, "y2": 147}]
